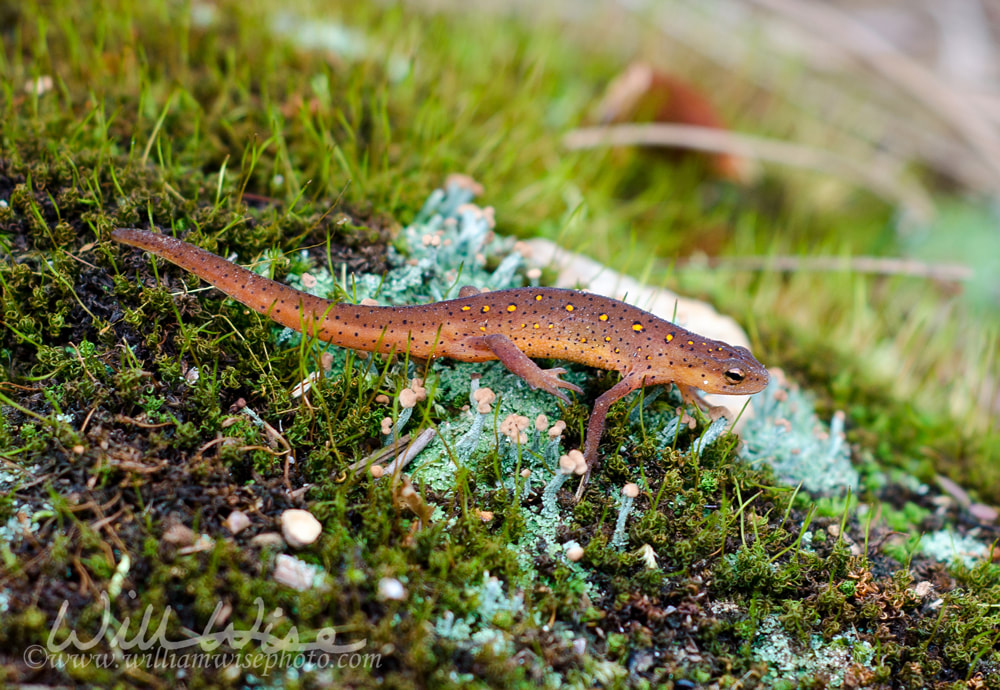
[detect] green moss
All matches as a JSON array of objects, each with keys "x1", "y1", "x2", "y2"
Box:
[{"x1": 2, "y1": 0, "x2": 998, "y2": 686}]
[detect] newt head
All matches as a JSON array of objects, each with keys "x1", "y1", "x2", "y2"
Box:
[{"x1": 643, "y1": 334, "x2": 770, "y2": 396}]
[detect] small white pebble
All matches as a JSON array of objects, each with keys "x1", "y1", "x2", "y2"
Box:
[
  {"x1": 377, "y1": 577, "x2": 407, "y2": 601},
  {"x1": 273, "y1": 554, "x2": 317, "y2": 591},
  {"x1": 223, "y1": 510, "x2": 251, "y2": 535},
  {"x1": 163, "y1": 523, "x2": 196, "y2": 546},
  {"x1": 250, "y1": 532, "x2": 284, "y2": 548},
  {"x1": 281, "y1": 509, "x2": 322, "y2": 548}
]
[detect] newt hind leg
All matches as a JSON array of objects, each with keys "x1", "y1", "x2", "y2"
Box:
[{"x1": 480, "y1": 333, "x2": 583, "y2": 402}]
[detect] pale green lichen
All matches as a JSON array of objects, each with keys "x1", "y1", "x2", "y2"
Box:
[
  {"x1": 1, "y1": 500, "x2": 52, "y2": 546},
  {"x1": 752, "y1": 615, "x2": 875, "y2": 688},
  {"x1": 610, "y1": 490, "x2": 637, "y2": 552},
  {"x1": 919, "y1": 529, "x2": 990, "y2": 568},
  {"x1": 433, "y1": 572, "x2": 541, "y2": 659},
  {"x1": 740, "y1": 375, "x2": 859, "y2": 495},
  {"x1": 691, "y1": 415, "x2": 729, "y2": 456}
]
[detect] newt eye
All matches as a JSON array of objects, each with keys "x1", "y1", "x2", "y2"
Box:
[{"x1": 724, "y1": 368, "x2": 745, "y2": 384}]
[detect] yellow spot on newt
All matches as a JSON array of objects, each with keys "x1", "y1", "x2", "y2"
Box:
[
  {"x1": 533, "y1": 323, "x2": 540, "y2": 329},
  {"x1": 599, "y1": 313, "x2": 608, "y2": 321},
  {"x1": 479, "y1": 326, "x2": 486, "y2": 332},
  {"x1": 535, "y1": 294, "x2": 543, "y2": 301},
  {"x1": 632, "y1": 323, "x2": 644, "y2": 332},
  {"x1": 614, "y1": 347, "x2": 621, "y2": 353},
  {"x1": 548, "y1": 324, "x2": 554, "y2": 329},
  {"x1": 688, "y1": 340, "x2": 694, "y2": 345},
  {"x1": 604, "y1": 336, "x2": 612, "y2": 342},
  {"x1": 565, "y1": 304, "x2": 574, "y2": 312},
  {"x1": 461, "y1": 305, "x2": 471, "y2": 311},
  {"x1": 665, "y1": 334, "x2": 673, "y2": 342},
  {"x1": 580, "y1": 337, "x2": 587, "y2": 343},
  {"x1": 482, "y1": 305, "x2": 490, "y2": 313},
  {"x1": 507, "y1": 304, "x2": 517, "y2": 312}
]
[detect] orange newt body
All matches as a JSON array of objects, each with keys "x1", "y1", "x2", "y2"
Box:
[{"x1": 113, "y1": 228, "x2": 769, "y2": 491}]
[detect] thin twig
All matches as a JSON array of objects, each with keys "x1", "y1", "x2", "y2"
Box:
[
  {"x1": 678, "y1": 254, "x2": 973, "y2": 282},
  {"x1": 382, "y1": 428, "x2": 437, "y2": 479},
  {"x1": 746, "y1": 0, "x2": 1000, "y2": 183},
  {"x1": 564, "y1": 123, "x2": 933, "y2": 221}
]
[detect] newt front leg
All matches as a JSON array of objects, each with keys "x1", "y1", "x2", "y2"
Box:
[
  {"x1": 480, "y1": 333, "x2": 583, "y2": 402},
  {"x1": 575, "y1": 375, "x2": 646, "y2": 499}
]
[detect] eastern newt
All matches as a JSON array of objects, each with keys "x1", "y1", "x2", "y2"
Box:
[{"x1": 113, "y1": 228, "x2": 769, "y2": 493}]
